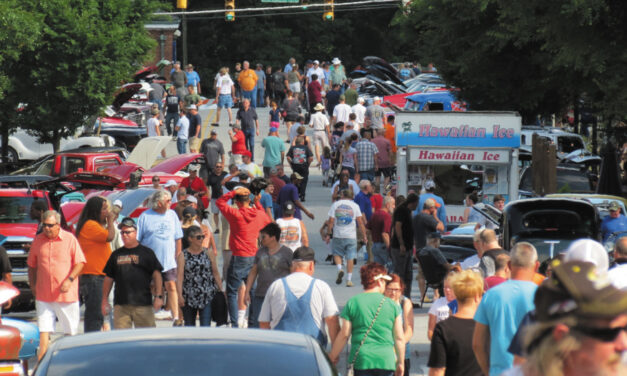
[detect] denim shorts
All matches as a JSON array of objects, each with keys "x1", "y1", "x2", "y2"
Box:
[
  {"x1": 332, "y1": 237, "x2": 357, "y2": 260},
  {"x1": 218, "y1": 94, "x2": 233, "y2": 109}
]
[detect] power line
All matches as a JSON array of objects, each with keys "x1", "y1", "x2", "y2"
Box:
[
  {"x1": 154, "y1": 0, "x2": 399, "y2": 16},
  {"x1": 183, "y1": 4, "x2": 398, "y2": 20}
]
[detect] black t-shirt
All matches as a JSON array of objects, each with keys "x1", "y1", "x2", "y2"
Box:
[
  {"x1": 413, "y1": 212, "x2": 439, "y2": 249},
  {"x1": 189, "y1": 113, "x2": 202, "y2": 138},
  {"x1": 103, "y1": 245, "x2": 163, "y2": 306},
  {"x1": 207, "y1": 171, "x2": 228, "y2": 199},
  {"x1": 428, "y1": 316, "x2": 483, "y2": 376},
  {"x1": 479, "y1": 248, "x2": 507, "y2": 277},
  {"x1": 165, "y1": 94, "x2": 180, "y2": 114},
  {"x1": 0, "y1": 246, "x2": 12, "y2": 274},
  {"x1": 200, "y1": 139, "x2": 225, "y2": 170},
  {"x1": 287, "y1": 145, "x2": 312, "y2": 168},
  {"x1": 237, "y1": 108, "x2": 258, "y2": 130},
  {"x1": 391, "y1": 206, "x2": 413, "y2": 249},
  {"x1": 325, "y1": 90, "x2": 341, "y2": 114}
]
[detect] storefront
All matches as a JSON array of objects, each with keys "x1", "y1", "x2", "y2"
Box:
[{"x1": 396, "y1": 111, "x2": 521, "y2": 225}]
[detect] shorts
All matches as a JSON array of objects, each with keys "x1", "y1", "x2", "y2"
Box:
[
  {"x1": 285, "y1": 114, "x2": 298, "y2": 122},
  {"x1": 332, "y1": 238, "x2": 357, "y2": 260},
  {"x1": 270, "y1": 121, "x2": 280, "y2": 128},
  {"x1": 289, "y1": 82, "x2": 301, "y2": 94},
  {"x1": 211, "y1": 198, "x2": 219, "y2": 213},
  {"x1": 229, "y1": 153, "x2": 243, "y2": 166},
  {"x1": 36, "y1": 300, "x2": 80, "y2": 334},
  {"x1": 218, "y1": 94, "x2": 233, "y2": 109},
  {"x1": 313, "y1": 131, "x2": 329, "y2": 149},
  {"x1": 162, "y1": 268, "x2": 177, "y2": 282},
  {"x1": 113, "y1": 305, "x2": 156, "y2": 329},
  {"x1": 376, "y1": 167, "x2": 394, "y2": 178}
]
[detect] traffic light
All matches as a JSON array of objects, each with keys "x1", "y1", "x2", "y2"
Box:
[
  {"x1": 225, "y1": 0, "x2": 235, "y2": 22},
  {"x1": 177, "y1": 0, "x2": 187, "y2": 9},
  {"x1": 323, "y1": 0, "x2": 334, "y2": 21}
]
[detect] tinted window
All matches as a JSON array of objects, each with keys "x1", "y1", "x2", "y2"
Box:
[
  {"x1": 94, "y1": 158, "x2": 120, "y2": 172},
  {"x1": 35, "y1": 159, "x2": 54, "y2": 176},
  {"x1": 42, "y1": 341, "x2": 321, "y2": 376},
  {"x1": 519, "y1": 168, "x2": 592, "y2": 193},
  {"x1": 558, "y1": 136, "x2": 584, "y2": 153},
  {"x1": 0, "y1": 197, "x2": 38, "y2": 223},
  {"x1": 65, "y1": 157, "x2": 85, "y2": 174}
]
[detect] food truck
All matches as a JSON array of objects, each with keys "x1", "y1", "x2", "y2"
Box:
[{"x1": 396, "y1": 111, "x2": 521, "y2": 225}]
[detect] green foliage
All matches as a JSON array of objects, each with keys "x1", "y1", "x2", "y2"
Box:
[{"x1": 13, "y1": 0, "x2": 164, "y2": 149}]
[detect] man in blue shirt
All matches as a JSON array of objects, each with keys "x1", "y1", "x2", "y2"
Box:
[
  {"x1": 415, "y1": 180, "x2": 447, "y2": 229},
  {"x1": 601, "y1": 201, "x2": 627, "y2": 243},
  {"x1": 185, "y1": 64, "x2": 201, "y2": 95},
  {"x1": 354, "y1": 179, "x2": 373, "y2": 261},
  {"x1": 254, "y1": 63, "x2": 266, "y2": 107},
  {"x1": 277, "y1": 173, "x2": 315, "y2": 221},
  {"x1": 472, "y1": 242, "x2": 539, "y2": 376}
]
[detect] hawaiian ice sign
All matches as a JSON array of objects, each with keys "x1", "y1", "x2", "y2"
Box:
[{"x1": 396, "y1": 112, "x2": 521, "y2": 148}]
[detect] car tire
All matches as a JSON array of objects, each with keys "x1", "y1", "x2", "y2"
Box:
[{"x1": 1, "y1": 146, "x2": 19, "y2": 163}]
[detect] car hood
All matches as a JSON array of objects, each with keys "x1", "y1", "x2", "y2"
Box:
[
  {"x1": 0, "y1": 223, "x2": 37, "y2": 238},
  {"x1": 112, "y1": 83, "x2": 143, "y2": 112},
  {"x1": 97, "y1": 116, "x2": 139, "y2": 127},
  {"x1": 147, "y1": 153, "x2": 204, "y2": 174},
  {"x1": 133, "y1": 65, "x2": 158, "y2": 82},
  {"x1": 126, "y1": 136, "x2": 172, "y2": 170}
]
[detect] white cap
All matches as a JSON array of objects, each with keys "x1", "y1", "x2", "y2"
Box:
[
  {"x1": 563, "y1": 239, "x2": 609, "y2": 273},
  {"x1": 189, "y1": 164, "x2": 201, "y2": 171},
  {"x1": 113, "y1": 199, "x2": 123, "y2": 209},
  {"x1": 184, "y1": 195, "x2": 198, "y2": 204},
  {"x1": 164, "y1": 179, "x2": 177, "y2": 188},
  {"x1": 373, "y1": 96, "x2": 381, "y2": 102},
  {"x1": 313, "y1": 60, "x2": 320, "y2": 65},
  {"x1": 332, "y1": 57, "x2": 341, "y2": 65},
  {"x1": 188, "y1": 104, "x2": 197, "y2": 110},
  {"x1": 357, "y1": 97, "x2": 365, "y2": 103},
  {"x1": 424, "y1": 180, "x2": 436, "y2": 190}
]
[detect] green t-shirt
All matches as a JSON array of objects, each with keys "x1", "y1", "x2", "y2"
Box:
[
  {"x1": 341, "y1": 292, "x2": 401, "y2": 371},
  {"x1": 184, "y1": 93, "x2": 201, "y2": 107},
  {"x1": 344, "y1": 88, "x2": 358, "y2": 106},
  {"x1": 261, "y1": 135, "x2": 286, "y2": 167}
]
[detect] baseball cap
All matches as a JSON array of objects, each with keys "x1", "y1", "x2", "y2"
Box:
[
  {"x1": 293, "y1": 246, "x2": 316, "y2": 262},
  {"x1": 188, "y1": 104, "x2": 197, "y2": 110},
  {"x1": 183, "y1": 206, "x2": 197, "y2": 217},
  {"x1": 373, "y1": 96, "x2": 381, "y2": 102},
  {"x1": 313, "y1": 60, "x2": 320, "y2": 65},
  {"x1": 113, "y1": 199, "x2": 123, "y2": 209},
  {"x1": 164, "y1": 179, "x2": 177, "y2": 188},
  {"x1": 609, "y1": 201, "x2": 620, "y2": 211},
  {"x1": 184, "y1": 195, "x2": 198, "y2": 204},
  {"x1": 118, "y1": 217, "x2": 137, "y2": 230},
  {"x1": 424, "y1": 180, "x2": 436, "y2": 190},
  {"x1": 242, "y1": 150, "x2": 252, "y2": 158},
  {"x1": 189, "y1": 164, "x2": 201, "y2": 172},
  {"x1": 270, "y1": 127, "x2": 278, "y2": 133},
  {"x1": 210, "y1": 130, "x2": 218, "y2": 135},
  {"x1": 563, "y1": 239, "x2": 609, "y2": 273},
  {"x1": 283, "y1": 201, "x2": 295, "y2": 215},
  {"x1": 358, "y1": 97, "x2": 365, "y2": 103},
  {"x1": 534, "y1": 260, "x2": 627, "y2": 322}
]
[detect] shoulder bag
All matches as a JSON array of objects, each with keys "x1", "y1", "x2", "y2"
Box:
[{"x1": 347, "y1": 296, "x2": 386, "y2": 376}]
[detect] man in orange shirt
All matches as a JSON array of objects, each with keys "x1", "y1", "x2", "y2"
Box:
[
  {"x1": 27, "y1": 210, "x2": 86, "y2": 360},
  {"x1": 384, "y1": 114, "x2": 397, "y2": 165},
  {"x1": 75, "y1": 196, "x2": 116, "y2": 333},
  {"x1": 237, "y1": 60, "x2": 258, "y2": 108}
]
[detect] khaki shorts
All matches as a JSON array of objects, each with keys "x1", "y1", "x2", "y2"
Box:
[
  {"x1": 313, "y1": 131, "x2": 329, "y2": 149},
  {"x1": 114, "y1": 305, "x2": 156, "y2": 329},
  {"x1": 229, "y1": 153, "x2": 243, "y2": 166}
]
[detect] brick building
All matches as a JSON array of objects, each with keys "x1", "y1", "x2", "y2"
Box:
[{"x1": 145, "y1": 18, "x2": 181, "y2": 80}]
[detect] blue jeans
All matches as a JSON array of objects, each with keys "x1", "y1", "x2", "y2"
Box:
[
  {"x1": 248, "y1": 295, "x2": 265, "y2": 328},
  {"x1": 256, "y1": 88, "x2": 265, "y2": 107},
  {"x1": 177, "y1": 138, "x2": 188, "y2": 154},
  {"x1": 243, "y1": 128, "x2": 255, "y2": 161},
  {"x1": 390, "y1": 247, "x2": 413, "y2": 298},
  {"x1": 150, "y1": 99, "x2": 162, "y2": 111},
  {"x1": 359, "y1": 170, "x2": 375, "y2": 183},
  {"x1": 372, "y1": 242, "x2": 392, "y2": 271},
  {"x1": 165, "y1": 112, "x2": 179, "y2": 136},
  {"x1": 226, "y1": 255, "x2": 255, "y2": 327},
  {"x1": 242, "y1": 88, "x2": 257, "y2": 108},
  {"x1": 182, "y1": 303, "x2": 212, "y2": 327},
  {"x1": 79, "y1": 275, "x2": 104, "y2": 333}
]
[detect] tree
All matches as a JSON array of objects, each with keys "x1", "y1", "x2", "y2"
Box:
[{"x1": 15, "y1": 0, "x2": 164, "y2": 152}]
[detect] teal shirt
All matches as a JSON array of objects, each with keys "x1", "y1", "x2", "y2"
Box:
[
  {"x1": 261, "y1": 135, "x2": 286, "y2": 167},
  {"x1": 341, "y1": 292, "x2": 401, "y2": 371}
]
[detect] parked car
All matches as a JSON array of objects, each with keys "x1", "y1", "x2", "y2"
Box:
[
  {"x1": 501, "y1": 198, "x2": 600, "y2": 262},
  {"x1": 34, "y1": 328, "x2": 337, "y2": 376},
  {"x1": 519, "y1": 165, "x2": 595, "y2": 198},
  {"x1": 402, "y1": 91, "x2": 468, "y2": 112},
  {"x1": 520, "y1": 126, "x2": 587, "y2": 159},
  {"x1": 9, "y1": 146, "x2": 129, "y2": 176},
  {"x1": 0, "y1": 282, "x2": 24, "y2": 376}
]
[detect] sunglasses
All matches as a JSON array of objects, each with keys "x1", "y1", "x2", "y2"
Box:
[
  {"x1": 120, "y1": 230, "x2": 136, "y2": 235},
  {"x1": 193, "y1": 235, "x2": 205, "y2": 240},
  {"x1": 572, "y1": 325, "x2": 627, "y2": 342},
  {"x1": 42, "y1": 223, "x2": 58, "y2": 228}
]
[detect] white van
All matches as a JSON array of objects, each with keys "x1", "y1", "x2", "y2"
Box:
[{"x1": 520, "y1": 126, "x2": 586, "y2": 159}]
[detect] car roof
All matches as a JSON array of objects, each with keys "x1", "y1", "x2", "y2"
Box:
[{"x1": 50, "y1": 328, "x2": 313, "y2": 351}]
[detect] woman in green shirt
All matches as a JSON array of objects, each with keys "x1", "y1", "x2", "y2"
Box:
[{"x1": 329, "y1": 263, "x2": 405, "y2": 376}]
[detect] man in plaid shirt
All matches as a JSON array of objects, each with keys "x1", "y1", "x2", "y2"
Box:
[{"x1": 355, "y1": 129, "x2": 379, "y2": 183}]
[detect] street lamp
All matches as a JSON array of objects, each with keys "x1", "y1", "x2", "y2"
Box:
[{"x1": 173, "y1": 29, "x2": 181, "y2": 65}]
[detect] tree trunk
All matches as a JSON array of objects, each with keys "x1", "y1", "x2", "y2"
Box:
[{"x1": 0, "y1": 124, "x2": 9, "y2": 175}]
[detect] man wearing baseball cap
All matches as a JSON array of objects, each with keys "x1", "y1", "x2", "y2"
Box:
[
  {"x1": 200, "y1": 129, "x2": 225, "y2": 173},
  {"x1": 503, "y1": 260, "x2": 627, "y2": 376},
  {"x1": 258, "y1": 246, "x2": 340, "y2": 347},
  {"x1": 228, "y1": 122, "x2": 247, "y2": 165},
  {"x1": 238, "y1": 150, "x2": 263, "y2": 178},
  {"x1": 365, "y1": 96, "x2": 386, "y2": 130},
  {"x1": 187, "y1": 104, "x2": 202, "y2": 153},
  {"x1": 601, "y1": 201, "x2": 627, "y2": 243},
  {"x1": 261, "y1": 126, "x2": 285, "y2": 178},
  {"x1": 179, "y1": 164, "x2": 209, "y2": 208}
]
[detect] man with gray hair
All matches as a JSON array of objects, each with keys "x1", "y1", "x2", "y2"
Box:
[
  {"x1": 608, "y1": 237, "x2": 627, "y2": 289},
  {"x1": 364, "y1": 96, "x2": 385, "y2": 129},
  {"x1": 473, "y1": 242, "x2": 539, "y2": 376},
  {"x1": 27, "y1": 210, "x2": 86, "y2": 359},
  {"x1": 136, "y1": 190, "x2": 184, "y2": 326}
]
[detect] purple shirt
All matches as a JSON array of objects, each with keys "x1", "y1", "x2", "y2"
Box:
[
  {"x1": 372, "y1": 136, "x2": 392, "y2": 168},
  {"x1": 277, "y1": 183, "x2": 301, "y2": 219}
]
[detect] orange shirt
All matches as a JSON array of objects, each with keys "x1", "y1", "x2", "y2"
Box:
[
  {"x1": 238, "y1": 69, "x2": 258, "y2": 91},
  {"x1": 77, "y1": 220, "x2": 112, "y2": 276},
  {"x1": 384, "y1": 122, "x2": 397, "y2": 153},
  {"x1": 27, "y1": 229, "x2": 86, "y2": 303}
]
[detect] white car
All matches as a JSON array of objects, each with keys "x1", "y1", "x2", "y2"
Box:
[{"x1": 1, "y1": 128, "x2": 116, "y2": 163}]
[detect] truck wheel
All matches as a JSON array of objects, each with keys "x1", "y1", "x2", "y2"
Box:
[{"x1": 1, "y1": 146, "x2": 18, "y2": 164}]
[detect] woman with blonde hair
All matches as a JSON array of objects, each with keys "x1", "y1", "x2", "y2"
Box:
[{"x1": 427, "y1": 269, "x2": 484, "y2": 376}]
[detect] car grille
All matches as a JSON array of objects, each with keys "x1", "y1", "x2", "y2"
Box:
[{"x1": 3, "y1": 237, "x2": 32, "y2": 271}]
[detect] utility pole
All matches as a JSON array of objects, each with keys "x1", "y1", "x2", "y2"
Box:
[
  {"x1": 177, "y1": 0, "x2": 188, "y2": 66},
  {"x1": 532, "y1": 133, "x2": 557, "y2": 196}
]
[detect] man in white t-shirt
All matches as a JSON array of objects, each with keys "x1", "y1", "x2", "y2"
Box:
[
  {"x1": 608, "y1": 237, "x2": 627, "y2": 289},
  {"x1": 238, "y1": 151, "x2": 263, "y2": 178},
  {"x1": 214, "y1": 68, "x2": 235, "y2": 127},
  {"x1": 309, "y1": 102, "x2": 330, "y2": 166},
  {"x1": 258, "y1": 246, "x2": 339, "y2": 347},
  {"x1": 351, "y1": 97, "x2": 367, "y2": 128},
  {"x1": 332, "y1": 95, "x2": 351, "y2": 126},
  {"x1": 147, "y1": 109, "x2": 162, "y2": 137},
  {"x1": 306, "y1": 60, "x2": 325, "y2": 86},
  {"x1": 326, "y1": 189, "x2": 366, "y2": 287},
  {"x1": 276, "y1": 201, "x2": 309, "y2": 252},
  {"x1": 175, "y1": 109, "x2": 189, "y2": 155}
]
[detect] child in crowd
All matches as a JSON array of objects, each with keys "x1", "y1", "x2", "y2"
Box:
[
  {"x1": 321, "y1": 146, "x2": 332, "y2": 186},
  {"x1": 269, "y1": 101, "x2": 281, "y2": 129}
]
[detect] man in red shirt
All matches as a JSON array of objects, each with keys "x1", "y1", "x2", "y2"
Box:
[
  {"x1": 27, "y1": 210, "x2": 86, "y2": 360},
  {"x1": 367, "y1": 196, "x2": 395, "y2": 270},
  {"x1": 484, "y1": 252, "x2": 510, "y2": 290},
  {"x1": 180, "y1": 164, "x2": 209, "y2": 208},
  {"x1": 228, "y1": 123, "x2": 247, "y2": 165},
  {"x1": 307, "y1": 74, "x2": 322, "y2": 113},
  {"x1": 216, "y1": 186, "x2": 271, "y2": 327},
  {"x1": 269, "y1": 167, "x2": 286, "y2": 219}
]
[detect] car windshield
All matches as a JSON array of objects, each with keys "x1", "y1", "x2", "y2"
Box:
[
  {"x1": 40, "y1": 340, "x2": 325, "y2": 376},
  {"x1": 520, "y1": 168, "x2": 592, "y2": 193},
  {"x1": 0, "y1": 196, "x2": 38, "y2": 223},
  {"x1": 558, "y1": 136, "x2": 584, "y2": 153}
]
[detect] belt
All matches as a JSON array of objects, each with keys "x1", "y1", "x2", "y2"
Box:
[{"x1": 314, "y1": 129, "x2": 326, "y2": 132}]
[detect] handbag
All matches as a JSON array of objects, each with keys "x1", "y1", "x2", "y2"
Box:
[
  {"x1": 211, "y1": 290, "x2": 228, "y2": 326},
  {"x1": 347, "y1": 296, "x2": 386, "y2": 376}
]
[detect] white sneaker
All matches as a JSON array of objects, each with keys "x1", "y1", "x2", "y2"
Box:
[{"x1": 154, "y1": 309, "x2": 172, "y2": 320}]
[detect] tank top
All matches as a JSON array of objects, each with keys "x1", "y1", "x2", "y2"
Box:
[
  {"x1": 276, "y1": 217, "x2": 303, "y2": 251},
  {"x1": 182, "y1": 248, "x2": 217, "y2": 309}
]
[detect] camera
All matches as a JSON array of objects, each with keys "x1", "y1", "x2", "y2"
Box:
[{"x1": 249, "y1": 177, "x2": 269, "y2": 196}]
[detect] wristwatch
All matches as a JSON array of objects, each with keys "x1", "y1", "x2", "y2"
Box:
[
  {"x1": 68, "y1": 276, "x2": 75, "y2": 282},
  {"x1": 155, "y1": 295, "x2": 163, "y2": 299}
]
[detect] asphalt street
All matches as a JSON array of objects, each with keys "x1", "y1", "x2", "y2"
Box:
[{"x1": 9, "y1": 102, "x2": 435, "y2": 376}]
